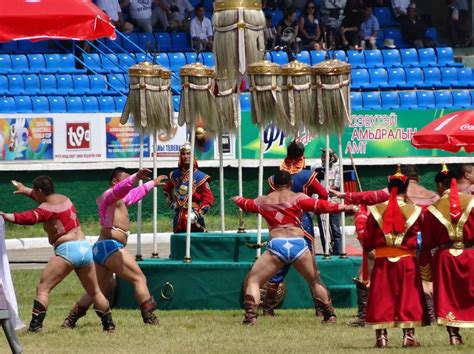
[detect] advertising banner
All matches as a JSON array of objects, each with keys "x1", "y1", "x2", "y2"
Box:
[
  {"x1": 0, "y1": 117, "x2": 53, "y2": 161},
  {"x1": 106, "y1": 116, "x2": 150, "y2": 158}
]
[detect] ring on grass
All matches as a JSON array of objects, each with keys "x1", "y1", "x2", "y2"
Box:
[{"x1": 161, "y1": 282, "x2": 175, "y2": 300}]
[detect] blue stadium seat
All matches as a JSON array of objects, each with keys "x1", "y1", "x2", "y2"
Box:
[
  {"x1": 416, "y1": 91, "x2": 436, "y2": 109},
  {"x1": 44, "y1": 54, "x2": 62, "y2": 73},
  {"x1": 10, "y1": 55, "x2": 29, "y2": 73},
  {"x1": 155, "y1": 32, "x2": 172, "y2": 51},
  {"x1": 362, "y1": 91, "x2": 381, "y2": 109},
  {"x1": 350, "y1": 92, "x2": 363, "y2": 110},
  {"x1": 328, "y1": 50, "x2": 347, "y2": 62},
  {"x1": 386, "y1": 67, "x2": 407, "y2": 89},
  {"x1": 72, "y1": 75, "x2": 90, "y2": 95},
  {"x1": 434, "y1": 91, "x2": 453, "y2": 109},
  {"x1": 171, "y1": 73, "x2": 181, "y2": 94},
  {"x1": 66, "y1": 96, "x2": 84, "y2": 112},
  {"x1": 31, "y1": 96, "x2": 49, "y2": 113},
  {"x1": 82, "y1": 96, "x2": 99, "y2": 113},
  {"x1": 405, "y1": 67, "x2": 423, "y2": 88},
  {"x1": 114, "y1": 96, "x2": 126, "y2": 112},
  {"x1": 420, "y1": 67, "x2": 441, "y2": 89},
  {"x1": 268, "y1": 9, "x2": 284, "y2": 27},
  {"x1": 418, "y1": 48, "x2": 438, "y2": 67},
  {"x1": 0, "y1": 55, "x2": 13, "y2": 74},
  {"x1": 121, "y1": 33, "x2": 140, "y2": 52},
  {"x1": 8, "y1": 74, "x2": 24, "y2": 94},
  {"x1": 18, "y1": 40, "x2": 49, "y2": 54},
  {"x1": 400, "y1": 48, "x2": 420, "y2": 67},
  {"x1": 118, "y1": 53, "x2": 137, "y2": 68},
  {"x1": 382, "y1": 49, "x2": 402, "y2": 68},
  {"x1": 455, "y1": 67, "x2": 473, "y2": 88},
  {"x1": 201, "y1": 52, "x2": 214, "y2": 67},
  {"x1": 135, "y1": 52, "x2": 154, "y2": 63},
  {"x1": 204, "y1": 0, "x2": 213, "y2": 11},
  {"x1": 39, "y1": 74, "x2": 57, "y2": 95},
  {"x1": 57, "y1": 74, "x2": 74, "y2": 95},
  {"x1": 0, "y1": 97, "x2": 15, "y2": 113},
  {"x1": 107, "y1": 74, "x2": 127, "y2": 93},
  {"x1": 171, "y1": 32, "x2": 191, "y2": 51},
  {"x1": 374, "y1": 7, "x2": 396, "y2": 26},
  {"x1": 241, "y1": 92, "x2": 251, "y2": 111},
  {"x1": 101, "y1": 54, "x2": 122, "y2": 73},
  {"x1": 368, "y1": 68, "x2": 388, "y2": 89},
  {"x1": 310, "y1": 50, "x2": 326, "y2": 65},
  {"x1": 83, "y1": 53, "x2": 104, "y2": 73},
  {"x1": 271, "y1": 51, "x2": 289, "y2": 65},
  {"x1": 90, "y1": 74, "x2": 108, "y2": 95},
  {"x1": 381, "y1": 91, "x2": 400, "y2": 109},
  {"x1": 27, "y1": 54, "x2": 46, "y2": 73},
  {"x1": 436, "y1": 47, "x2": 463, "y2": 67},
  {"x1": 425, "y1": 27, "x2": 439, "y2": 42},
  {"x1": 59, "y1": 54, "x2": 82, "y2": 73},
  {"x1": 15, "y1": 96, "x2": 33, "y2": 113},
  {"x1": 0, "y1": 75, "x2": 8, "y2": 95},
  {"x1": 347, "y1": 50, "x2": 365, "y2": 68},
  {"x1": 23, "y1": 74, "x2": 40, "y2": 95},
  {"x1": 185, "y1": 52, "x2": 197, "y2": 64},
  {"x1": 295, "y1": 51, "x2": 311, "y2": 65},
  {"x1": 399, "y1": 91, "x2": 417, "y2": 109},
  {"x1": 137, "y1": 32, "x2": 156, "y2": 50},
  {"x1": 440, "y1": 67, "x2": 458, "y2": 88},
  {"x1": 452, "y1": 90, "x2": 471, "y2": 109},
  {"x1": 155, "y1": 53, "x2": 171, "y2": 68},
  {"x1": 172, "y1": 95, "x2": 181, "y2": 111},
  {"x1": 169, "y1": 52, "x2": 187, "y2": 71},
  {"x1": 0, "y1": 42, "x2": 18, "y2": 54},
  {"x1": 364, "y1": 50, "x2": 384, "y2": 68},
  {"x1": 49, "y1": 96, "x2": 67, "y2": 113},
  {"x1": 351, "y1": 69, "x2": 369, "y2": 90},
  {"x1": 98, "y1": 96, "x2": 115, "y2": 112},
  {"x1": 383, "y1": 28, "x2": 406, "y2": 48}
]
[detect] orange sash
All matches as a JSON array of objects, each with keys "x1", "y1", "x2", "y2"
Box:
[{"x1": 375, "y1": 246, "x2": 416, "y2": 259}]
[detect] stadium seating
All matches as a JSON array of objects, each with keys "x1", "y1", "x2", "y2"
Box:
[
  {"x1": 8, "y1": 74, "x2": 24, "y2": 94},
  {"x1": 0, "y1": 75, "x2": 8, "y2": 95},
  {"x1": 32, "y1": 96, "x2": 49, "y2": 113},
  {"x1": 400, "y1": 48, "x2": 419, "y2": 67},
  {"x1": 15, "y1": 96, "x2": 33, "y2": 113},
  {"x1": 362, "y1": 92, "x2": 381, "y2": 109},
  {"x1": 72, "y1": 75, "x2": 90, "y2": 95},
  {"x1": 11, "y1": 54, "x2": 29, "y2": 73},
  {"x1": 380, "y1": 91, "x2": 400, "y2": 109},
  {"x1": 416, "y1": 91, "x2": 436, "y2": 109},
  {"x1": 39, "y1": 74, "x2": 58, "y2": 95},
  {"x1": 98, "y1": 96, "x2": 115, "y2": 112},
  {"x1": 169, "y1": 52, "x2": 187, "y2": 71},
  {"x1": 399, "y1": 91, "x2": 417, "y2": 109},
  {"x1": 452, "y1": 90, "x2": 471, "y2": 109},
  {"x1": 386, "y1": 67, "x2": 407, "y2": 89},
  {"x1": 295, "y1": 51, "x2": 311, "y2": 65},
  {"x1": 351, "y1": 69, "x2": 370, "y2": 90},
  {"x1": 382, "y1": 49, "x2": 402, "y2": 68},
  {"x1": 65, "y1": 96, "x2": 84, "y2": 112},
  {"x1": 271, "y1": 51, "x2": 289, "y2": 65},
  {"x1": 89, "y1": 75, "x2": 108, "y2": 95},
  {"x1": 155, "y1": 32, "x2": 172, "y2": 51},
  {"x1": 368, "y1": 68, "x2": 388, "y2": 89},
  {"x1": 310, "y1": 50, "x2": 326, "y2": 65},
  {"x1": 347, "y1": 50, "x2": 365, "y2": 68},
  {"x1": 172, "y1": 95, "x2": 181, "y2": 112},
  {"x1": 434, "y1": 90, "x2": 453, "y2": 109},
  {"x1": 240, "y1": 92, "x2": 251, "y2": 111},
  {"x1": 0, "y1": 97, "x2": 15, "y2": 113},
  {"x1": 456, "y1": 67, "x2": 473, "y2": 88},
  {"x1": 374, "y1": 7, "x2": 397, "y2": 26},
  {"x1": 0, "y1": 54, "x2": 12, "y2": 74},
  {"x1": 350, "y1": 92, "x2": 363, "y2": 110},
  {"x1": 364, "y1": 50, "x2": 384, "y2": 68},
  {"x1": 436, "y1": 47, "x2": 463, "y2": 67},
  {"x1": 171, "y1": 32, "x2": 191, "y2": 51},
  {"x1": 23, "y1": 74, "x2": 41, "y2": 95},
  {"x1": 57, "y1": 74, "x2": 74, "y2": 95},
  {"x1": 114, "y1": 96, "x2": 126, "y2": 112},
  {"x1": 27, "y1": 54, "x2": 46, "y2": 73},
  {"x1": 418, "y1": 48, "x2": 438, "y2": 67},
  {"x1": 82, "y1": 96, "x2": 99, "y2": 113},
  {"x1": 49, "y1": 96, "x2": 66, "y2": 113}
]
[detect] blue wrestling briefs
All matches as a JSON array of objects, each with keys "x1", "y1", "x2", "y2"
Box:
[
  {"x1": 267, "y1": 237, "x2": 309, "y2": 264},
  {"x1": 55, "y1": 240, "x2": 93, "y2": 268},
  {"x1": 92, "y1": 239, "x2": 124, "y2": 266}
]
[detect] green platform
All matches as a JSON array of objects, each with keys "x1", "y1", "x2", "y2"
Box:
[{"x1": 115, "y1": 233, "x2": 361, "y2": 310}]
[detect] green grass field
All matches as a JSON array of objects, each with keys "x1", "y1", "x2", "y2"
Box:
[{"x1": 1, "y1": 269, "x2": 473, "y2": 353}]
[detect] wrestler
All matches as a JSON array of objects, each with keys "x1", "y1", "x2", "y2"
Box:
[
  {"x1": 62, "y1": 168, "x2": 167, "y2": 328},
  {"x1": 163, "y1": 143, "x2": 214, "y2": 233},
  {"x1": 456, "y1": 164, "x2": 474, "y2": 194},
  {"x1": 363, "y1": 166, "x2": 425, "y2": 348},
  {"x1": 419, "y1": 164, "x2": 474, "y2": 345},
  {"x1": 263, "y1": 141, "x2": 329, "y2": 317},
  {"x1": 0, "y1": 176, "x2": 115, "y2": 332},
  {"x1": 232, "y1": 170, "x2": 355, "y2": 325}
]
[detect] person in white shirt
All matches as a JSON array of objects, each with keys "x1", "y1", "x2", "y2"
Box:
[
  {"x1": 190, "y1": 4, "x2": 213, "y2": 51},
  {"x1": 391, "y1": 0, "x2": 411, "y2": 19},
  {"x1": 96, "y1": 0, "x2": 134, "y2": 33},
  {"x1": 122, "y1": 0, "x2": 161, "y2": 32}
]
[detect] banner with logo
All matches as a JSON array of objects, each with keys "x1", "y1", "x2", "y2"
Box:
[
  {"x1": 0, "y1": 118, "x2": 53, "y2": 161},
  {"x1": 54, "y1": 115, "x2": 104, "y2": 161},
  {"x1": 106, "y1": 116, "x2": 150, "y2": 158}
]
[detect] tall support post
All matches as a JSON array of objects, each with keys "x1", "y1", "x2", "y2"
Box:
[
  {"x1": 237, "y1": 83, "x2": 246, "y2": 233},
  {"x1": 218, "y1": 134, "x2": 225, "y2": 233},
  {"x1": 135, "y1": 128, "x2": 144, "y2": 261},
  {"x1": 152, "y1": 131, "x2": 159, "y2": 258},
  {"x1": 184, "y1": 124, "x2": 196, "y2": 263},
  {"x1": 256, "y1": 123, "x2": 264, "y2": 259},
  {"x1": 323, "y1": 134, "x2": 331, "y2": 259},
  {"x1": 338, "y1": 131, "x2": 347, "y2": 259}
]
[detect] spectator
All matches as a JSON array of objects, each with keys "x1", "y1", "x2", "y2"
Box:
[
  {"x1": 299, "y1": 1, "x2": 325, "y2": 50},
  {"x1": 190, "y1": 4, "x2": 213, "y2": 52},
  {"x1": 263, "y1": 0, "x2": 284, "y2": 10},
  {"x1": 164, "y1": 0, "x2": 194, "y2": 32},
  {"x1": 391, "y1": 0, "x2": 411, "y2": 20},
  {"x1": 122, "y1": 0, "x2": 157, "y2": 32},
  {"x1": 97, "y1": 0, "x2": 134, "y2": 33},
  {"x1": 320, "y1": 0, "x2": 347, "y2": 49},
  {"x1": 339, "y1": 0, "x2": 364, "y2": 49},
  {"x1": 400, "y1": 3, "x2": 437, "y2": 48},
  {"x1": 447, "y1": 0, "x2": 472, "y2": 47},
  {"x1": 152, "y1": 0, "x2": 171, "y2": 31},
  {"x1": 264, "y1": 15, "x2": 277, "y2": 50},
  {"x1": 359, "y1": 6, "x2": 379, "y2": 49},
  {"x1": 277, "y1": 7, "x2": 300, "y2": 51}
]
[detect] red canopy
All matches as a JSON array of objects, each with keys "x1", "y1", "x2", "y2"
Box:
[
  {"x1": 411, "y1": 110, "x2": 474, "y2": 153},
  {"x1": 0, "y1": 0, "x2": 116, "y2": 42}
]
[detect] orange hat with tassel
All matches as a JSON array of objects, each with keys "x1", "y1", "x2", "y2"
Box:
[
  {"x1": 440, "y1": 163, "x2": 462, "y2": 222},
  {"x1": 383, "y1": 164, "x2": 408, "y2": 234}
]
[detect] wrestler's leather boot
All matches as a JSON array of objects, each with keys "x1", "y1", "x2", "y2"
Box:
[
  {"x1": 28, "y1": 300, "x2": 47, "y2": 332},
  {"x1": 424, "y1": 293, "x2": 436, "y2": 324},
  {"x1": 140, "y1": 297, "x2": 160, "y2": 325},
  {"x1": 243, "y1": 295, "x2": 258, "y2": 325},
  {"x1": 347, "y1": 279, "x2": 367, "y2": 327},
  {"x1": 375, "y1": 329, "x2": 388, "y2": 348},
  {"x1": 313, "y1": 297, "x2": 337, "y2": 323},
  {"x1": 447, "y1": 326, "x2": 463, "y2": 345},
  {"x1": 95, "y1": 307, "x2": 116, "y2": 333},
  {"x1": 262, "y1": 282, "x2": 280, "y2": 316},
  {"x1": 402, "y1": 328, "x2": 420, "y2": 347},
  {"x1": 61, "y1": 302, "x2": 89, "y2": 329}
]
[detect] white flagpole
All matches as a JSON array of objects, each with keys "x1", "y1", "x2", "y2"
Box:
[
  {"x1": 323, "y1": 134, "x2": 331, "y2": 259},
  {"x1": 256, "y1": 123, "x2": 264, "y2": 258},
  {"x1": 237, "y1": 83, "x2": 245, "y2": 233},
  {"x1": 218, "y1": 134, "x2": 225, "y2": 233},
  {"x1": 184, "y1": 124, "x2": 196, "y2": 263},
  {"x1": 152, "y1": 131, "x2": 159, "y2": 258},
  {"x1": 136, "y1": 128, "x2": 144, "y2": 261},
  {"x1": 338, "y1": 131, "x2": 346, "y2": 258}
]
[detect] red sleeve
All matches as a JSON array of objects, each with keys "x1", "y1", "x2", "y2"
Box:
[
  {"x1": 163, "y1": 175, "x2": 174, "y2": 202},
  {"x1": 362, "y1": 214, "x2": 378, "y2": 252},
  {"x1": 297, "y1": 197, "x2": 343, "y2": 214},
  {"x1": 354, "y1": 205, "x2": 369, "y2": 241},
  {"x1": 13, "y1": 207, "x2": 55, "y2": 225},
  {"x1": 305, "y1": 172, "x2": 328, "y2": 200},
  {"x1": 199, "y1": 178, "x2": 214, "y2": 208},
  {"x1": 345, "y1": 189, "x2": 390, "y2": 206},
  {"x1": 233, "y1": 197, "x2": 259, "y2": 213}
]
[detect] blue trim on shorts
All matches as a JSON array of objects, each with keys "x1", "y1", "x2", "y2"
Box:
[
  {"x1": 92, "y1": 239, "x2": 124, "y2": 266},
  {"x1": 54, "y1": 240, "x2": 93, "y2": 269},
  {"x1": 267, "y1": 237, "x2": 309, "y2": 264}
]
